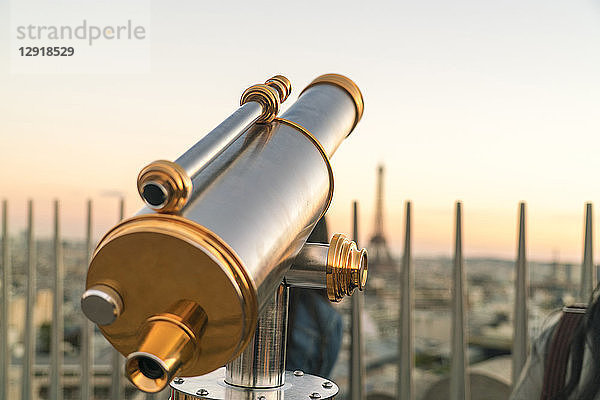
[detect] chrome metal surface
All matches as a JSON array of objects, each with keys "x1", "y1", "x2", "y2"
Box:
[
  {"x1": 143, "y1": 81, "x2": 359, "y2": 312},
  {"x1": 580, "y1": 202, "x2": 595, "y2": 302},
  {"x1": 170, "y1": 368, "x2": 339, "y2": 400},
  {"x1": 81, "y1": 284, "x2": 123, "y2": 326},
  {"x1": 512, "y1": 202, "x2": 528, "y2": 386},
  {"x1": 22, "y1": 200, "x2": 35, "y2": 400},
  {"x1": 398, "y1": 201, "x2": 413, "y2": 400},
  {"x1": 350, "y1": 201, "x2": 365, "y2": 400},
  {"x1": 175, "y1": 101, "x2": 262, "y2": 179},
  {"x1": 225, "y1": 284, "x2": 288, "y2": 388},
  {"x1": 1, "y1": 200, "x2": 9, "y2": 400},
  {"x1": 285, "y1": 244, "x2": 328, "y2": 289},
  {"x1": 450, "y1": 202, "x2": 470, "y2": 400},
  {"x1": 81, "y1": 200, "x2": 93, "y2": 400},
  {"x1": 112, "y1": 198, "x2": 125, "y2": 400},
  {"x1": 51, "y1": 200, "x2": 64, "y2": 400},
  {"x1": 280, "y1": 85, "x2": 355, "y2": 156}
]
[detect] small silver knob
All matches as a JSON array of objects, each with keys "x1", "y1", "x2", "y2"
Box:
[{"x1": 81, "y1": 284, "x2": 123, "y2": 326}]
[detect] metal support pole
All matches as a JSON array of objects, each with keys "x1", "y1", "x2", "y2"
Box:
[
  {"x1": 22, "y1": 200, "x2": 35, "y2": 400},
  {"x1": 1, "y1": 200, "x2": 10, "y2": 400},
  {"x1": 398, "y1": 201, "x2": 413, "y2": 400},
  {"x1": 111, "y1": 198, "x2": 125, "y2": 400},
  {"x1": 450, "y1": 201, "x2": 470, "y2": 400},
  {"x1": 580, "y1": 203, "x2": 595, "y2": 302},
  {"x1": 512, "y1": 202, "x2": 528, "y2": 386},
  {"x1": 50, "y1": 200, "x2": 64, "y2": 400},
  {"x1": 81, "y1": 200, "x2": 93, "y2": 400},
  {"x1": 350, "y1": 201, "x2": 365, "y2": 400},
  {"x1": 225, "y1": 284, "x2": 289, "y2": 388}
]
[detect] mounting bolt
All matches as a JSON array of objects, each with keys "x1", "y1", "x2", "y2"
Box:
[
  {"x1": 322, "y1": 381, "x2": 333, "y2": 389},
  {"x1": 310, "y1": 393, "x2": 321, "y2": 399},
  {"x1": 293, "y1": 370, "x2": 304, "y2": 377},
  {"x1": 173, "y1": 378, "x2": 184, "y2": 384},
  {"x1": 196, "y1": 389, "x2": 209, "y2": 396}
]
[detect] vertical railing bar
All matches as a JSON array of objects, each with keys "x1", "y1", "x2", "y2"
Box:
[
  {"x1": 580, "y1": 203, "x2": 595, "y2": 302},
  {"x1": 50, "y1": 200, "x2": 64, "y2": 400},
  {"x1": 112, "y1": 197, "x2": 125, "y2": 400},
  {"x1": 1, "y1": 200, "x2": 10, "y2": 400},
  {"x1": 398, "y1": 201, "x2": 413, "y2": 400},
  {"x1": 450, "y1": 201, "x2": 470, "y2": 400},
  {"x1": 350, "y1": 201, "x2": 365, "y2": 400},
  {"x1": 22, "y1": 200, "x2": 35, "y2": 400},
  {"x1": 512, "y1": 202, "x2": 529, "y2": 385},
  {"x1": 81, "y1": 199, "x2": 93, "y2": 400}
]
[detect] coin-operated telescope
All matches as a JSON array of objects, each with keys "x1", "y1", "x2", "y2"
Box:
[{"x1": 81, "y1": 74, "x2": 368, "y2": 399}]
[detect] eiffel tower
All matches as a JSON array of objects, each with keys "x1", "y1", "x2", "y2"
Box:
[{"x1": 368, "y1": 165, "x2": 394, "y2": 267}]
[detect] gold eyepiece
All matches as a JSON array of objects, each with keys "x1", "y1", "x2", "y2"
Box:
[
  {"x1": 326, "y1": 233, "x2": 368, "y2": 302},
  {"x1": 125, "y1": 301, "x2": 207, "y2": 393},
  {"x1": 265, "y1": 75, "x2": 292, "y2": 102},
  {"x1": 137, "y1": 160, "x2": 192, "y2": 213},
  {"x1": 241, "y1": 75, "x2": 292, "y2": 123}
]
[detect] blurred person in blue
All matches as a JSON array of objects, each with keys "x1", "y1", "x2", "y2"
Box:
[{"x1": 285, "y1": 217, "x2": 343, "y2": 377}]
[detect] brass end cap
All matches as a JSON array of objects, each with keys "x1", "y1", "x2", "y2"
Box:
[
  {"x1": 240, "y1": 84, "x2": 281, "y2": 123},
  {"x1": 125, "y1": 301, "x2": 207, "y2": 393},
  {"x1": 137, "y1": 160, "x2": 192, "y2": 213},
  {"x1": 326, "y1": 233, "x2": 368, "y2": 302},
  {"x1": 86, "y1": 213, "x2": 258, "y2": 379},
  {"x1": 240, "y1": 75, "x2": 292, "y2": 123},
  {"x1": 265, "y1": 75, "x2": 292, "y2": 102},
  {"x1": 301, "y1": 74, "x2": 364, "y2": 134}
]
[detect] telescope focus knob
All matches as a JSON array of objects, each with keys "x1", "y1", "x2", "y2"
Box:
[
  {"x1": 81, "y1": 284, "x2": 124, "y2": 326},
  {"x1": 287, "y1": 233, "x2": 368, "y2": 302}
]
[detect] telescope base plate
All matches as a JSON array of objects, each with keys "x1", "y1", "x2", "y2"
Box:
[{"x1": 170, "y1": 367, "x2": 338, "y2": 400}]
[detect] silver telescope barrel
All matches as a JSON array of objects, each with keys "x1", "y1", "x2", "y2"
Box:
[
  {"x1": 174, "y1": 102, "x2": 262, "y2": 178},
  {"x1": 137, "y1": 75, "x2": 292, "y2": 212},
  {"x1": 82, "y1": 73, "x2": 364, "y2": 393}
]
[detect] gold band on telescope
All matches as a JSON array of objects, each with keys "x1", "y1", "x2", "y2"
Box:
[
  {"x1": 274, "y1": 117, "x2": 335, "y2": 221},
  {"x1": 300, "y1": 73, "x2": 364, "y2": 134},
  {"x1": 137, "y1": 160, "x2": 192, "y2": 213}
]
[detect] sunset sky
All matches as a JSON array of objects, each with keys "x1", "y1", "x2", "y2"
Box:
[{"x1": 1, "y1": 0, "x2": 600, "y2": 262}]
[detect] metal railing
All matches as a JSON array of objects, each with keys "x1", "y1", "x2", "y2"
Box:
[
  {"x1": 0, "y1": 199, "x2": 169, "y2": 400},
  {"x1": 1, "y1": 198, "x2": 596, "y2": 399},
  {"x1": 349, "y1": 200, "x2": 595, "y2": 399}
]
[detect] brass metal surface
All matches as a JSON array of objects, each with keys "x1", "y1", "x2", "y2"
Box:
[
  {"x1": 273, "y1": 118, "x2": 334, "y2": 220},
  {"x1": 265, "y1": 75, "x2": 292, "y2": 103},
  {"x1": 125, "y1": 301, "x2": 207, "y2": 392},
  {"x1": 86, "y1": 213, "x2": 258, "y2": 382},
  {"x1": 240, "y1": 84, "x2": 281, "y2": 123},
  {"x1": 301, "y1": 74, "x2": 364, "y2": 134},
  {"x1": 137, "y1": 160, "x2": 192, "y2": 213},
  {"x1": 326, "y1": 233, "x2": 368, "y2": 302},
  {"x1": 240, "y1": 75, "x2": 292, "y2": 123}
]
